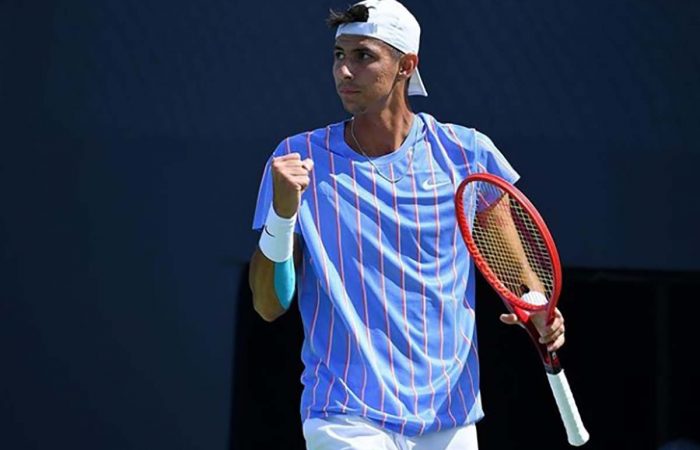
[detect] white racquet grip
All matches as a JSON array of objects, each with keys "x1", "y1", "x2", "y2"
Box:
[
  {"x1": 258, "y1": 206, "x2": 296, "y2": 263},
  {"x1": 546, "y1": 370, "x2": 590, "y2": 446}
]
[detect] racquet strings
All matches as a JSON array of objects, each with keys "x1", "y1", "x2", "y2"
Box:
[{"x1": 463, "y1": 180, "x2": 556, "y2": 307}]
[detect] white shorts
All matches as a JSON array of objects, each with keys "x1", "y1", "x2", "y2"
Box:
[{"x1": 302, "y1": 415, "x2": 479, "y2": 450}]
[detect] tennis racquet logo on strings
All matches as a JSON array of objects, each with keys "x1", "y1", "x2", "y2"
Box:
[{"x1": 455, "y1": 173, "x2": 590, "y2": 447}]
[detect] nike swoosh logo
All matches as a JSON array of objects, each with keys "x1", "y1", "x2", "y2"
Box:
[
  {"x1": 421, "y1": 179, "x2": 452, "y2": 190},
  {"x1": 263, "y1": 226, "x2": 275, "y2": 238}
]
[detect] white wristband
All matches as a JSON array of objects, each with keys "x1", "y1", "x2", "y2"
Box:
[{"x1": 258, "y1": 206, "x2": 297, "y2": 262}]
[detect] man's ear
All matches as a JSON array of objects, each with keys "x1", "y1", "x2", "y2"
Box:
[{"x1": 399, "y1": 53, "x2": 419, "y2": 78}]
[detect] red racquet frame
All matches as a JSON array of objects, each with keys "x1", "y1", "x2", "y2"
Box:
[{"x1": 454, "y1": 172, "x2": 563, "y2": 372}]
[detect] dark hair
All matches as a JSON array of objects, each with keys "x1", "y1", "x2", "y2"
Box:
[
  {"x1": 326, "y1": 3, "x2": 404, "y2": 59},
  {"x1": 326, "y1": 4, "x2": 370, "y2": 28}
]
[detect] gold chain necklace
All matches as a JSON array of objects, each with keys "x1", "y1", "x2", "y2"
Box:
[{"x1": 350, "y1": 117, "x2": 417, "y2": 184}]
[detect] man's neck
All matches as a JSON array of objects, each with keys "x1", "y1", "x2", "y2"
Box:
[{"x1": 348, "y1": 106, "x2": 415, "y2": 158}]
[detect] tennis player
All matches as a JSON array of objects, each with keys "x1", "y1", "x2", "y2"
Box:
[{"x1": 249, "y1": 1, "x2": 566, "y2": 448}]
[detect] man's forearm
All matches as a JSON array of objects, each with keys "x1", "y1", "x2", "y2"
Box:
[
  {"x1": 483, "y1": 197, "x2": 545, "y2": 294},
  {"x1": 249, "y1": 248, "x2": 287, "y2": 322}
]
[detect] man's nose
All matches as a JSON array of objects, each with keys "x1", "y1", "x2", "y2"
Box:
[{"x1": 336, "y1": 63, "x2": 353, "y2": 79}]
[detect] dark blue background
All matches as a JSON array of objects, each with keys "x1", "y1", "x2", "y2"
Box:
[{"x1": 2, "y1": 1, "x2": 699, "y2": 449}]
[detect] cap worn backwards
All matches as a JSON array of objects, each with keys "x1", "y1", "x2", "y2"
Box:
[{"x1": 335, "y1": 0, "x2": 428, "y2": 97}]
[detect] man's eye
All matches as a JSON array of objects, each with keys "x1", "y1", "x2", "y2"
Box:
[
  {"x1": 334, "y1": 51, "x2": 344, "y2": 60},
  {"x1": 359, "y1": 52, "x2": 371, "y2": 60}
]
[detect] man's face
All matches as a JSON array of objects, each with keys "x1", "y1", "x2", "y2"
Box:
[{"x1": 333, "y1": 34, "x2": 402, "y2": 114}]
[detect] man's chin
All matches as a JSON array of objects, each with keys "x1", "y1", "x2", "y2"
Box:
[{"x1": 339, "y1": 99, "x2": 365, "y2": 115}]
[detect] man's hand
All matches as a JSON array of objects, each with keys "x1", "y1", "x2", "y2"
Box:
[
  {"x1": 271, "y1": 153, "x2": 314, "y2": 218},
  {"x1": 500, "y1": 307, "x2": 566, "y2": 352}
]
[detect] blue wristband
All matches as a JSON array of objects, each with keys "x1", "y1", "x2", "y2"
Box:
[{"x1": 273, "y1": 258, "x2": 296, "y2": 310}]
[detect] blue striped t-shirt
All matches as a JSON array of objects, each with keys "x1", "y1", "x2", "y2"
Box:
[{"x1": 252, "y1": 112, "x2": 519, "y2": 437}]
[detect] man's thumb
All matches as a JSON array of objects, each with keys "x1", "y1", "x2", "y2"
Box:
[
  {"x1": 499, "y1": 313, "x2": 520, "y2": 325},
  {"x1": 302, "y1": 158, "x2": 314, "y2": 172}
]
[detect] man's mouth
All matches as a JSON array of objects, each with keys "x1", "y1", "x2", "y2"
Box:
[{"x1": 338, "y1": 87, "x2": 360, "y2": 95}]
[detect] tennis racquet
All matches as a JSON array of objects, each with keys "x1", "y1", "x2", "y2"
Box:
[{"x1": 454, "y1": 172, "x2": 589, "y2": 447}]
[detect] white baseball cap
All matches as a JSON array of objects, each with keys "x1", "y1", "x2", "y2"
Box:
[{"x1": 335, "y1": 0, "x2": 428, "y2": 97}]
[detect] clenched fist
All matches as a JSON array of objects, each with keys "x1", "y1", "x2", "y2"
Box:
[{"x1": 271, "y1": 153, "x2": 314, "y2": 218}]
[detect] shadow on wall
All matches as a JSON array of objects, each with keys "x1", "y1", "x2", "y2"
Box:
[{"x1": 660, "y1": 439, "x2": 700, "y2": 450}]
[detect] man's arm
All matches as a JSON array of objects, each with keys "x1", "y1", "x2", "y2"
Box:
[
  {"x1": 249, "y1": 238, "x2": 302, "y2": 322},
  {"x1": 248, "y1": 152, "x2": 313, "y2": 322},
  {"x1": 481, "y1": 194, "x2": 566, "y2": 351},
  {"x1": 479, "y1": 195, "x2": 545, "y2": 294}
]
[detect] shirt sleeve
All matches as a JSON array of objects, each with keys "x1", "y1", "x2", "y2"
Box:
[
  {"x1": 472, "y1": 131, "x2": 520, "y2": 211},
  {"x1": 475, "y1": 131, "x2": 520, "y2": 184},
  {"x1": 251, "y1": 155, "x2": 274, "y2": 232}
]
